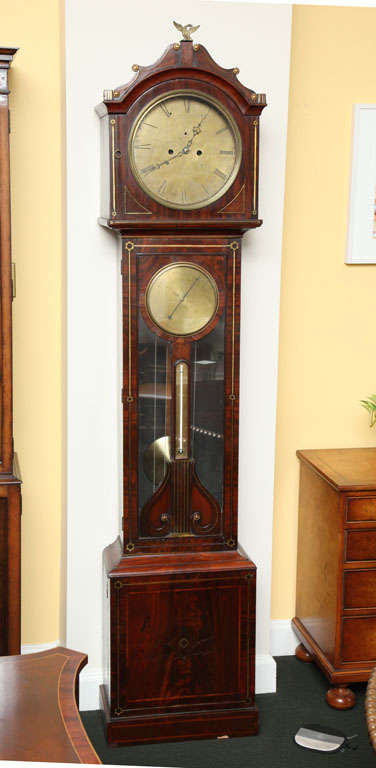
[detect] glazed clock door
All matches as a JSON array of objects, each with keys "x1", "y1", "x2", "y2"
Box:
[{"x1": 123, "y1": 237, "x2": 240, "y2": 555}]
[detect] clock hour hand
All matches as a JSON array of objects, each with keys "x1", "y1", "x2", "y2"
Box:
[
  {"x1": 161, "y1": 112, "x2": 208, "y2": 167},
  {"x1": 141, "y1": 113, "x2": 208, "y2": 176},
  {"x1": 168, "y1": 276, "x2": 201, "y2": 320},
  {"x1": 171, "y1": 112, "x2": 208, "y2": 159}
]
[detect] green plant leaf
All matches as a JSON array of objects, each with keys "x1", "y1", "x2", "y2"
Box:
[{"x1": 360, "y1": 394, "x2": 376, "y2": 427}]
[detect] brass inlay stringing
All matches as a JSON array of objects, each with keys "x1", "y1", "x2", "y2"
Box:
[
  {"x1": 125, "y1": 241, "x2": 135, "y2": 403},
  {"x1": 252, "y1": 119, "x2": 258, "y2": 215},
  {"x1": 228, "y1": 241, "x2": 239, "y2": 539},
  {"x1": 11, "y1": 262, "x2": 16, "y2": 299},
  {"x1": 136, "y1": 243, "x2": 228, "y2": 248},
  {"x1": 230, "y1": 241, "x2": 238, "y2": 399},
  {"x1": 111, "y1": 118, "x2": 116, "y2": 216}
]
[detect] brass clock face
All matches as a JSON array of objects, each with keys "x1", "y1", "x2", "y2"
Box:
[
  {"x1": 129, "y1": 90, "x2": 242, "y2": 210},
  {"x1": 146, "y1": 263, "x2": 218, "y2": 336}
]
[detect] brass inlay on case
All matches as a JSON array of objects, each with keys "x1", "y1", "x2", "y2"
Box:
[
  {"x1": 128, "y1": 89, "x2": 242, "y2": 211},
  {"x1": 230, "y1": 241, "x2": 238, "y2": 398},
  {"x1": 146, "y1": 262, "x2": 218, "y2": 337},
  {"x1": 125, "y1": 241, "x2": 135, "y2": 402},
  {"x1": 252, "y1": 119, "x2": 258, "y2": 215},
  {"x1": 110, "y1": 119, "x2": 116, "y2": 216}
]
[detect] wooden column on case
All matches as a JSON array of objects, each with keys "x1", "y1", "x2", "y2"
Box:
[{"x1": 0, "y1": 48, "x2": 22, "y2": 655}]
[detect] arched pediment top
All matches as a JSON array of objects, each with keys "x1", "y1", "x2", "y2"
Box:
[{"x1": 96, "y1": 42, "x2": 266, "y2": 117}]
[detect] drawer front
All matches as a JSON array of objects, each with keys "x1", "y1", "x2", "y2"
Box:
[
  {"x1": 342, "y1": 617, "x2": 376, "y2": 663},
  {"x1": 344, "y1": 570, "x2": 376, "y2": 609},
  {"x1": 346, "y1": 531, "x2": 376, "y2": 562},
  {"x1": 111, "y1": 570, "x2": 255, "y2": 715},
  {"x1": 347, "y1": 497, "x2": 376, "y2": 522}
]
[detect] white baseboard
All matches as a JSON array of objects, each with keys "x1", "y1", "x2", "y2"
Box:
[
  {"x1": 270, "y1": 619, "x2": 297, "y2": 656},
  {"x1": 21, "y1": 640, "x2": 63, "y2": 654},
  {"x1": 78, "y1": 666, "x2": 103, "y2": 710},
  {"x1": 255, "y1": 653, "x2": 276, "y2": 694}
]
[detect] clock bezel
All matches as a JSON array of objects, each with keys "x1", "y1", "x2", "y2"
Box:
[
  {"x1": 145, "y1": 261, "x2": 219, "y2": 338},
  {"x1": 128, "y1": 89, "x2": 242, "y2": 211}
]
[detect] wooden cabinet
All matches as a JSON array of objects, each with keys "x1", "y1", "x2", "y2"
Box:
[
  {"x1": 0, "y1": 48, "x2": 21, "y2": 656},
  {"x1": 293, "y1": 448, "x2": 376, "y2": 709}
]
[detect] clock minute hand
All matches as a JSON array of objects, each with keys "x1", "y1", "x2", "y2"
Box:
[
  {"x1": 142, "y1": 114, "x2": 209, "y2": 176},
  {"x1": 166, "y1": 112, "x2": 208, "y2": 164},
  {"x1": 168, "y1": 276, "x2": 201, "y2": 320}
]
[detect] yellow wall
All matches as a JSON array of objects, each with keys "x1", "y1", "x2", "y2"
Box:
[
  {"x1": 3, "y1": 1, "x2": 376, "y2": 637},
  {"x1": 272, "y1": 5, "x2": 376, "y2": 619},
  {"x1": 3, "y1": 0, "x2": 65, "y2": 643}
]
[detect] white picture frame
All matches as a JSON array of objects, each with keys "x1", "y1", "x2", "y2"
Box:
[{"x1": 347, "y1": 104, "x2": 376, "y2": 264}]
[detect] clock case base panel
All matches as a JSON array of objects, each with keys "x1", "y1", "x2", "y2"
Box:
[
  {"x1": 102, "y1": 541, "x2": 258, "y2": 745},
  {"x1": 100, "y1": 685, "x2": 258, "y2": 746}
]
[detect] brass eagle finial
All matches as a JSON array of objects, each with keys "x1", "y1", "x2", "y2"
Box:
[{"x1": 173, "y1": 21, "x2": 200, "y2": 41}]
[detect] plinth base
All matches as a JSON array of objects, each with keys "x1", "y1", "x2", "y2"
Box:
[{"x1": 100, "y1": 685, "x2": 258, "y2": 746}]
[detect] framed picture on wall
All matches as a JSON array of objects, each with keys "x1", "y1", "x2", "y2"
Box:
[{"x1": 347, "y1": 104, "x2": 376, "y2": 264}]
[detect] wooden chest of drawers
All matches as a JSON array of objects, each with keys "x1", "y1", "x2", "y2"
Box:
[{"x1": 292, "y1": 448, "x2": 376, "y2": 709}]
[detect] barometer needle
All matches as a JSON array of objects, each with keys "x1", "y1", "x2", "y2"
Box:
[{"x1": 168, "y1": 277, "x2": 201, "y2": 320}]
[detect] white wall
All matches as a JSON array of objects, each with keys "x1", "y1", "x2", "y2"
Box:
[{"x1": 66, "y1": 0, "x2": 291, "y2": 708}]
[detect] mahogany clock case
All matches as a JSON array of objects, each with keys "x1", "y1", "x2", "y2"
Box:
[{"x1": 97, "y1": 35, "x2": 266, "y2": 746}]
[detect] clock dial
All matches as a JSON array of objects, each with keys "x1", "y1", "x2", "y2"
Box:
[
  {"x1": 129, "y1": 90, "x2": 242, "y2": 210},
  {"x1": 146, "y1": 263, "x2": 218, "y2": 336}
]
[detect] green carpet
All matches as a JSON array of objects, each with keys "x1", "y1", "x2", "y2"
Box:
[{"x1": 81, "y1": 656, "x2": 374, "y2": 767}]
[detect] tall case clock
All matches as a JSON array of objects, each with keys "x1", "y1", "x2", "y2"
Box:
[{"x1": 96, "y1": 25, "x2": 266, "y2": 745}]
